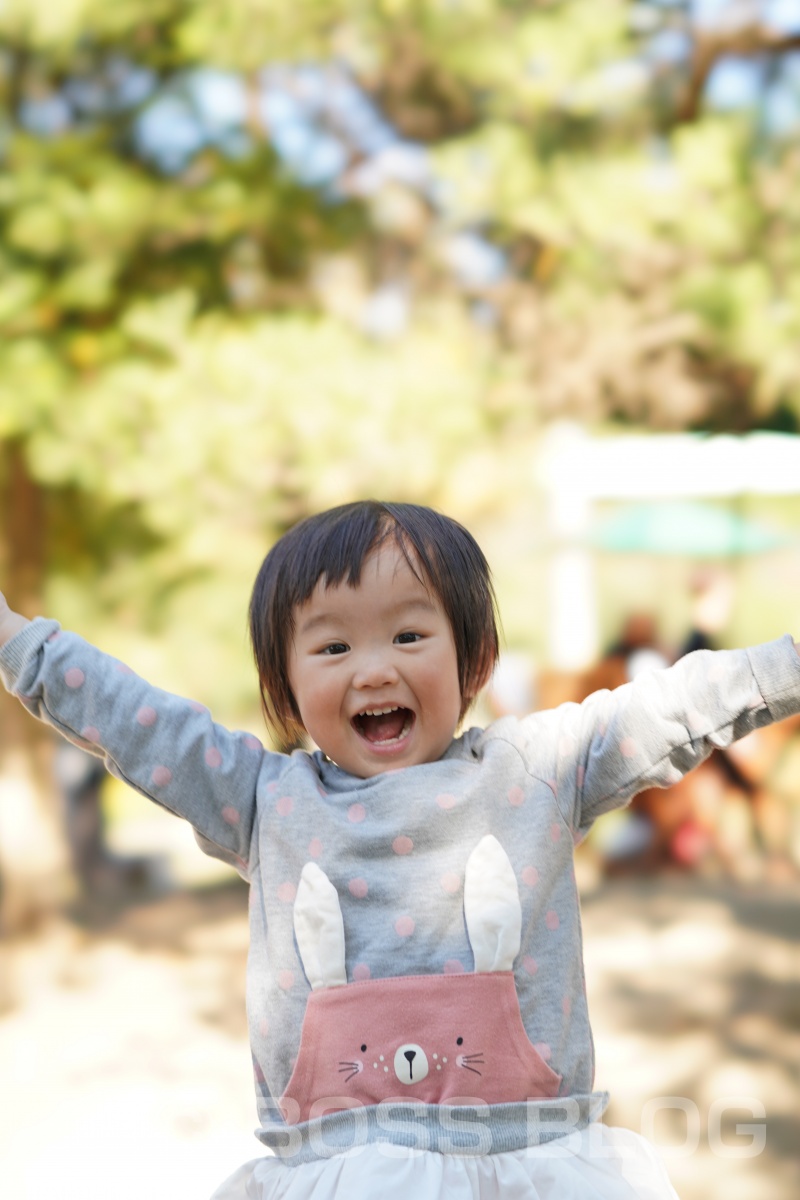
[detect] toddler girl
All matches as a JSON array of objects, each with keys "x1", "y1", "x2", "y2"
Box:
[{"x1": 2, "y1": 499, "x2": 799, "y2": 1199}]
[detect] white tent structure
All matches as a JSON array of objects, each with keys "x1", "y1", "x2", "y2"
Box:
[{"x1": 536, "y1": 425, "x2": 800, "y2": 670}]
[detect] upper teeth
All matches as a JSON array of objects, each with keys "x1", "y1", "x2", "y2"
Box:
[{"x1": 361, "y1": 706, "x2": 399, "y2": 716}]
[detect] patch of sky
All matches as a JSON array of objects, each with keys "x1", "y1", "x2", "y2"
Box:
[
  {"x1": 216, "y1": 129, "x2": 255, "y2": 160},
  {"x1": 690, "y1": 0, "x2": 798, "y2": 30},
  {"x1": 690, "y1": 0, "x2": 733, "y2": 27},
  {"x1": 64, "y1": 60, "x2": 156, "y2": 118},
  {"x1": 185, "y1": 69, "x2": 248, "y2": 138},
  {"x1": 64, "y1": 77, "x2": 109, "y2": 116},
  {"x1": 763, "y1": 62, "x2": 800, "y2": 134},
  {"x1": 646, "y1": 27, "x2": 692, "y2": 64},
  {"x1": 106, "y1": 59, "x2": 157, "y2": 110},
  {"x1": 295, "y1": 132, "x2": 349, "y2": 187},
  {"x1": 324, "y1": 69, "x2": 397, "y2": 154},
  {"x1": 443, "y1": 231, "x2": 507, "y2": 290},
  {"x1": 257, "y1": 93, "x2": 344, "y2": 185},
  {"x1": 705, "y1": 57, "x2": 762, "y2": 109},
  {"x1": 133, "y1": 91, "x2": 206, "y2": 172},
  {"x1": 765, "y1": 0, "x2": 800, "y2": 33},
  {"x1": 19, "y1": 93, "x2": 72, "y2": 137}
]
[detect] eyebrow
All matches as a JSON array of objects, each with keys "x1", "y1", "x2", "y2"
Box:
[{"x1": 297, "y1": 597, "x2": 438, "y2": 637}]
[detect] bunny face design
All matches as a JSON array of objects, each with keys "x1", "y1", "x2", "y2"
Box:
[{"x1": 281, "y1": 836, "x2": 562, "y2": 1124}]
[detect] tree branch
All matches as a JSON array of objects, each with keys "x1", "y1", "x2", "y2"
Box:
[{"x1": 678, "y1": 22, "x2": 800, "y2": 123}]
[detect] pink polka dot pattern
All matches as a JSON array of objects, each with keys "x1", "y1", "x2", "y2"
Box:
[
  {"x1": 576, "y1": 765, "x2": 585, "y2": 788},
  {"x1": 353, "y1": 963, "x2": 371, "y2": 982},
  {"x1": 205, "y1": 747, "x2": 223, "y2": 768},
  {"x1": 308, "y1": 837, "x2": 323, "y2": 858},
  {"x1": 259, "y1": 1017, "x2": 269, "y2": 1037},
  {"x1": 81, "y1": 726, "x2": 100, "y2": 744},
  {"x1": 545, "y1": 910, "x2": 560, "y2": 931},
  {"x1": 151, "y1": 766, "x2": 172, "y2": 787},
  {"x1": 688, "y1": 710, "x2": 710, "y2": 733},
  {"x1": 47, "y1": 631, "x2": 61, "y2": 642},
  {"x1": 440, "y1": 872, "x2": 461, "y2": 894},
  {"x1": 435, "y1": 793, "x2": 457, "y2": 810},
  {"x1": 277, "y1": 970, "x2": 294, "y2": 991},
  {"x1": 267, "y1": 781, "x2": 279, "y2": 793},
  {"x1": 546, "y1": 778, "x2": 558, "y2": 798},
  {"x1": 276, "y1": 795, "x2": 294, "y2": 816},
  {"x1": 392, "y1": 835, "x2": 413, "y2": 855},
  {"x1": 64, "y1": 667, "x2": 85, "y2": 689},
  {"x1": 348, "y1": 878, "x2": 368, "y2": 899},
  {"x1": 348, "y1": 803, "x2": 366, "y2": 823},
  {"x1": 508, "y1": 785, "x2": 525, "y2": 807},
  {"x1": 521, "y1": 865, "x2": 539, "y2": 887},
  {"x1": 550, "y1": 822, "x2": 562, "y2": 843},
  {"x1": 558, "y1": 735, "x2": 575, "y2": 757},
  {"x1": 114, "y1": 662, "x2": 134, "y2": 675},
  {"x1": 534, "y1": 1042, "x2": 552, "y2": 1062},
  {"x1": 523, "y1": 956, "x2": 538, "y2": 976},
  {"x1": 619, "y1": 737, "x2": 639, "y2": 758},
  {"x1": 395, "y1": 915, "x2": 415, "y2": 938},
  {"x1": 244, "y1": 735, "x2": 262, "y2": 751},
  {"x1": 189, "y1": 700, "x2": 207, "y2": 714},
  {"x1": 136, "y1": 706, "x2": 157, "y2": 727},
  {"x1": 277, "y1": 882, "x2": 297, "y2": 904},
  {"x1": 562, "y1": 995, "x2": 572, "y2": 1016},
  {"x1": 443, "y1": 959, "x2": 465, "y2": 974},
  {"x1": 222, "y1": 806, "x2": 240, "y2": 826}
]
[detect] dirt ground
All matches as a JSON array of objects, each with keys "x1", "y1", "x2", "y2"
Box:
[{"x1": 1, "y1": 846, "x2": 798, "y2": 1200}]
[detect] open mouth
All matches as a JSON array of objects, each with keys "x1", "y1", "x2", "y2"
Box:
[{"x1": 352, "y1": 706, "x2": 414, "y2": 746}]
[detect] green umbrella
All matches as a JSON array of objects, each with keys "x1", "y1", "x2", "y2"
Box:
[{"x1": 590, "y1": 501, "x2": 789, "y2": 557}]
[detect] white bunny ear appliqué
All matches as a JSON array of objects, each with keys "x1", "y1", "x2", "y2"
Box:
[
  {"x1": 293, "y1": 862, "x2": 347, "y2": 990},
  {"x1": 464, "y1": 835, "x2": 522, "y2": 972}
]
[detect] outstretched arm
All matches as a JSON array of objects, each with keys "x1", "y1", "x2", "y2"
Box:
[
  {"x1": 0, "y1": 593, "x2": 274, "y2": 876},
  {"x1": 523, "y1": 634, "x2": 800, "y2": 840},
  {"x1": 0, "y1": 594, "x2": 30, "y2": 646}
]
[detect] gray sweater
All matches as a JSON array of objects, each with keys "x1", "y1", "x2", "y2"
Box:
[{"x1": 3, "y1": 619, "x2": 800, "y2": 1164}]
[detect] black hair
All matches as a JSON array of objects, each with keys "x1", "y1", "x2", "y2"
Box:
[{"x1": 249, "y1": 500, "x2": 500, "y2": 738}]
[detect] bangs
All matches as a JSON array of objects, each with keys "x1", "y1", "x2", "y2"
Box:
[{"x1": 249, "y1": 501, "x2": 500, "y2": 739}]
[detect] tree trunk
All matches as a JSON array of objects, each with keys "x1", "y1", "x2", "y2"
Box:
[{"x1": 0, "y1": 442, "x2": 69, "y2": 935}]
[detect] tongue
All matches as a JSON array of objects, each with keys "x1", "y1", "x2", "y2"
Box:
[{"x1": 360, "y1": 710, "x2": 408, "y2": 743}]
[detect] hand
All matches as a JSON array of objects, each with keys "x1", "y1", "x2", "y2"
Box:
[{"x1": 0, "y1": 592, "x2": 30, "y2": 646}]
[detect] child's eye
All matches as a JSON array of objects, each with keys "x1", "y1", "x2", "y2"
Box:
[
  {"x1": 395, "y1": 632, "x2": 422, "y2": 645},
  {"x1": 320, "y1": 642, "x2": 349, "y2": 655}
]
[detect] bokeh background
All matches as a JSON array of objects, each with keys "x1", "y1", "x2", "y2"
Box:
[{"x1": 1, "y1": 2, "x2": 799, "y2": 1197}]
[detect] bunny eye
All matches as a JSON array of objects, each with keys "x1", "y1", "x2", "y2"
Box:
[
  {"x1": 360, "y1": 1044, "x2": 367, "y2": 1052},
  {"x1": 456, "y1": 1037, "x2": 463, "y2": 1045}
]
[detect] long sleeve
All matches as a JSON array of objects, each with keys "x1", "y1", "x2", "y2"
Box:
[
  {"x1": 517, "y1": 636, "x2": 800, "y2": 838},
  {"x1": 0, "y1": 618, "x2": 282, "y2": 875}
]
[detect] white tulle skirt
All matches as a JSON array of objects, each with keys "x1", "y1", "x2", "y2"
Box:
[{"x1": 210, "y1": 1124, "x2": 680, "y2": 1199}]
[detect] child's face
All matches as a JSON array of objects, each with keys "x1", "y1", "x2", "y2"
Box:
[{"x1": 287, "y1": 541, "x2": 462, "y2": 778}]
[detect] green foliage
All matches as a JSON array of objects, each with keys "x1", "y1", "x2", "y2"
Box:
[{"x1": 1, "y1": 0, "x2": 799, "y2": 714}]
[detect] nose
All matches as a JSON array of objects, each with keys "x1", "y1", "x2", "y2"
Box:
[
  {"x1": 394, "y1": 1043, "x2": 429, "y2": 1084},
  {"x1": 352, "y1": 646, "x2": 399, "y2": 690}
]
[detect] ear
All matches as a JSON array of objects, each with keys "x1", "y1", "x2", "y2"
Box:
[
  {"x1": 293, "y1": 862, "x2": 348, "y2": 989},
  {"x1": 464, "y1": 835, "x2": 521, "y2": 972}
]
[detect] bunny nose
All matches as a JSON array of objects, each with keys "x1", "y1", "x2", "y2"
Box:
[{"x1": 394, "y1": 1043, "x2": 429, "y2": 1085}]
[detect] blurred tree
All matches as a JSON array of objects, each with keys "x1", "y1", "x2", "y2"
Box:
[{"x1": 1, "y1": 0, "x2": 799, "y2": 923}]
